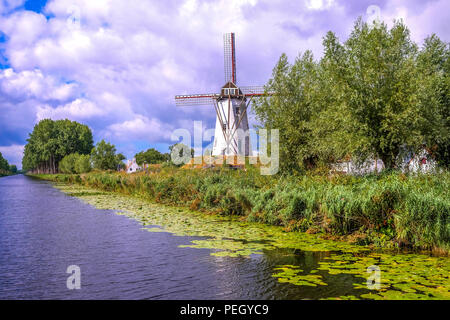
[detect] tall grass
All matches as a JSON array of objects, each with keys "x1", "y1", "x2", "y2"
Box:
[{"x1": 34, "y1": 169, "x2": 450, "y2": 252}]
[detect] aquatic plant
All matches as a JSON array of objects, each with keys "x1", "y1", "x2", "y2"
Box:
[
  {"x1": 32, "y1": 169, "x2": 450, "y2": 252},
  {"x1": 51, "y1": 182, "x2": 450, "y2": 300}
]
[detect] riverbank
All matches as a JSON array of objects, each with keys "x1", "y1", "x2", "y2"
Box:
[{"x1": 31, "y1": 168, "x2": 449, "y2": 254}]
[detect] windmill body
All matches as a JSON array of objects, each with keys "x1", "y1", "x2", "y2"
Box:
[
  {"x1": 175, "y1": 33, "x2": 270, "y2": 157},
  {"x1": 213, "y1": 84, "x2": 251, "y2": 156}
]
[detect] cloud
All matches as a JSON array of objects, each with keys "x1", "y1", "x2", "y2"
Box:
[
  {"x1": 0, "y1": 144, "x2": 24, "y2": 168},
  {"x1": 306, "y1": 0, "x2": 335, "y2": 10},
  {"x1": 104, "y1": 115, "x2": 173, "y2": 142},
  {"x1": 36, "y1": 98, "x2": 104, "y2": 121},
  {"x1": 0, "y1": 0, "x2": 448, "y2": 162},
  {"x1": 0, "y1": 0, "x2": 26, "y2": 15},
  {"x1": 0, "y1": 68, "x2": 78, "y2": 102}
]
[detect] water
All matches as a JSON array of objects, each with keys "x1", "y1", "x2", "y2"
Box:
[
  {"x1": 0, "y1": 175, "x2": 447, "y2": 300},
  {"x1": 0, "y1": 175, "x2": 316, "y2": 299}
]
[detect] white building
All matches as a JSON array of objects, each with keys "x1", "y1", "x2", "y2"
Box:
[
  {"x1": 125, "y1": 158, "x2": 141, "y2": 173},
  {"x1": 332, "y1": 149, "x2": 437, "y2": 175}
]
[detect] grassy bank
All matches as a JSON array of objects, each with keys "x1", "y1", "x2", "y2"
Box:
[{"x1": 32, "y1": 168, "x2": 449, "y2": 253}]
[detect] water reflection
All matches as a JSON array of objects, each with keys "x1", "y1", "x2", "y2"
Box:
[{"x1": 0, "y1": 175, "x2": 431, "y2": 300}]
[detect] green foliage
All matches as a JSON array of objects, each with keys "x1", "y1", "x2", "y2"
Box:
[
  {"x1": 22, "y1": 119, "x2": 93, "y2": 173},
  {"x1": 34, "y1": 169, "x2": 450, "y2": 251},
  {"x1": 0, "y1": 152, "x2": 10, "y2": 175},
  {"x1": 60, "y1": 153, "x2": 92, "y2": 174},
  {"x1": 91, "y1": 139, "x2": 123, "y2": 171},
  {"x1": 417, "y1": 34, "x2": 450, "y2": 168},
  {"x1": 74, "y1": 154, "x2": 92, "y2": 174},
  {"x1": 396, "y1": 192, "x2": 449, "y2": 249},
  {"x1": 59, "y1": 153, "x2": 79, "y2": 173},
  {"x1": 9, "y1": 165, "x2": 17, "y2": 174},
  {"x1": 253, "y1": 19, "x2": 449, "y2": 171},
  {"x1": 135, "y1": 148, "x2": 167, "y2": 165},
  {"x1": 331, "y1": 20, "x2": 421, "y2": 168}
]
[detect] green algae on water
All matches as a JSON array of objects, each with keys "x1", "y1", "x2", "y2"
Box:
[{"x1": 53, "y1": 183, "x2": 450, "y2": 300}]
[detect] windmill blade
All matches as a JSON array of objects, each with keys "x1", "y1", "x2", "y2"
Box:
[
  {"x1": 175, "y1": 93, "x2": 219, "y2": 106},
  {"x1": 240, "y1": 85, "x2": 274, "y2": 97},
  {"x1": 223, "y1": 33, "x2": 236, "y2": 84}
]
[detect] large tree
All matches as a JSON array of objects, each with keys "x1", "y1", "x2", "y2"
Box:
[
  {"x1": 322, "y1": 19, "x2": 422, "y2": 169},
  {"x1": 22, "y1": 119, "x2": 94, "y2": 173},
  {"x1": 91, "y1": 139, "x2": 124, "y2": 171},
  {"x1": 416, "y1": 35, "x2": 450, "y2": 168},
  {"x1": 252, "y1": 52, "x2": 323, "y2": 171}
]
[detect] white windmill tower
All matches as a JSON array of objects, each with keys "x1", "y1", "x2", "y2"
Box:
[{"x1": 175, "y1": 33, "x2": 271, "y2": 157}]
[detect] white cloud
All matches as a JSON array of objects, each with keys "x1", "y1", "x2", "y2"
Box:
[
  {"x1": 0, "y1": 68, "x2": 78, "y2": 102},
  {"x1": 306, "y1": 0, "x2": 335, "y2": 11},
  {"x1": 105, "y1": 115, "x2": 173, "y2": 142},
  {"x1": 0, "y1": 144, "x2": 24, "y2": 168},
  {"x1": 0, "y1": 0, "x2": 25, "y2": 15},
  {"x1": 384, "y1": 0, "x2": 450, "y2": 44},
  {"x1": 36, "y1": 98, "x2": 104, "y2": 121}
]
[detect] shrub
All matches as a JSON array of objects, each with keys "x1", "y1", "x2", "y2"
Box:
[
  {"x1": 74, "y1": 154, "x2": 92, "y2": 174},
  {"x1": 59, "y1": 153, "x2": 79, "y2": 173}
]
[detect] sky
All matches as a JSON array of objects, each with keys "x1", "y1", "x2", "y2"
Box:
[{"x1": 0, "y1": 0, "x2": 448, "y2": 168}]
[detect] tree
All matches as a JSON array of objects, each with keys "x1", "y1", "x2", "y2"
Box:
[
  {"x1": 22, "y1": 119, "x2": 93, "y2": 173},
  {"x1": 253, "y1": 52, "x2": 324, "y2": 171},
  {"x1": 416, "y1": 35, "x2": 450, "y2": 168},
  {"x1": 135, "y1": 148, "x2": 166, "y2": 165},
  {"x1": 0, "y1": 152, "x2": 10, "y2": 174},
  {"x1": 323, "y1": 19, "x2": 422, "y2": 169},
  {"x1": 115, "y1": 153, "x2": 126, "y2": 170},
  {"x1": 91, "y1": 140, "x2": 123, "y2": 170},
  {"x1": 59, "y1": 153, "x2": 92, "y2": 174},
  {"x1": 9, "y1": 165, "x2": 17, "y2": 174}
]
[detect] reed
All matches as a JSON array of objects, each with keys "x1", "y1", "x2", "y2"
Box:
[{"x1": 33, "y1": 169, "x2": 449, "y2": 252}]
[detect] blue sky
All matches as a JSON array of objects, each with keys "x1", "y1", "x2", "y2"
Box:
[{"x1": 0, "y1": 0, "x2": 449, "y2": 168}]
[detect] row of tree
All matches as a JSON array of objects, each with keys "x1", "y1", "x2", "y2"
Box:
[
  {"x1": 58, "y1": 140, "x2": 126, "y2": 174},
  {"x1": 0, "y1": 152, "x2": 17, "y2": 176},
  {"x1": 22, "y1": 119, "x2": 127, "y2": 173},
  {"x1": 22, "y1": 119, "x2": 94, "y2": 173},
  {"x1": 21, "y1": 118, "x2": 197, "y2": 174},
  {"x1": 253, "y1": 19, "x2": 449, "y2": 172}
]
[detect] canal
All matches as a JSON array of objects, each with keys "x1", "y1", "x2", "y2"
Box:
[{"x1": 0, "y1": 175, "x2": 448, "y2": 300}]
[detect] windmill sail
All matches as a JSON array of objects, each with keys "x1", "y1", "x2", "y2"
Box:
[
  {"x1": 175, "y1": 93, "x2": 219, "y2": 106},
  {"x1": 223, "y1": 33, "x2": 236, "y2": 84},
  {"x1": 240, "y1": 86, "x2": 275, "y2": 97}
]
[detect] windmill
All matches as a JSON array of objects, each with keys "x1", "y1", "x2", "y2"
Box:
[{"x1": 175, "y1": 33, "x2": 271, "y2": 157}]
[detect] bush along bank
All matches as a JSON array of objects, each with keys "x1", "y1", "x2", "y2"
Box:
[{"x1": 32, "y1": 168, "x2": 450, "y2": 253}]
